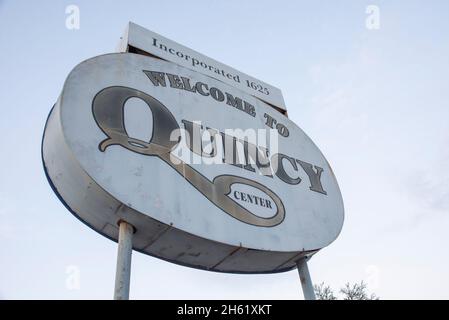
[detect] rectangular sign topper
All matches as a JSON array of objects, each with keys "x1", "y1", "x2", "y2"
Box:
[{"x1": 117, "y1": 22, "x2": 286, "y2": 112}]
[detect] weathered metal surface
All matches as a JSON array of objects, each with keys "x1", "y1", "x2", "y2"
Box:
[
  {"x1": 114, "y1": 221, "x2": 134, "y2": 300},
  {"x1": 296, "y1": 257, "x2": 316, "y2": 300},
  {"x1": 42, "y1": 53, "x2": 344, "y2": 273}
]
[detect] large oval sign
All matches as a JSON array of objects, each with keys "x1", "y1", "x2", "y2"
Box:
[{"x1": 42, "y1": 53, "x2": 344, "y2": 273}]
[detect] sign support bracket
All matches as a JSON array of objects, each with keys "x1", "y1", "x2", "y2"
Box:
[
  {"x1": 296, "y1": 257, "x2": 316, "y2": 300},
  {"x1": 113, "y1": 220, "x2": 134, "y2": 300}
]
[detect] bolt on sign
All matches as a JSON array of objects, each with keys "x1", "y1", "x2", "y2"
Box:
[{"x1": 42, "y1": 23, "x2": 344, "y2": 273}]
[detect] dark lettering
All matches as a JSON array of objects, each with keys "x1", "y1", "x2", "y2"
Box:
[
  {"x1": 209, "y1": 87, "x2": 225, "y2": 102},
  {"x1": 166, "y1": 73, "x2": 184, "y2": 89},
  {"x1": 143, "y1": 71, "x2": 167, "y2": 87},
  {"x1": 272, "y1": 153, "x2": 301, "y2": 185},
  {"x1": 296, "y1": 160, "x2": 327, "y2": 194},
  {"x1": 196, "y1": 82, "x2": 209, "y2": 96}
]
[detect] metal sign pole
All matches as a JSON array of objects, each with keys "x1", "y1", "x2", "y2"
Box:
[
  {"x1": 296, "y1": 257, "x2": 316, "y2": 300},
  {"x1": 114, "y1": 220, "x2": 134, "y2": 300}
]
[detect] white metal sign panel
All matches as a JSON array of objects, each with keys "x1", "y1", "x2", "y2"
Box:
[
  {"x1": 117, "y1": 22, "x2": 286, "y2": 111},
  {"x1": 42, "y1": 53, "x2": 343, "y2": 273}
]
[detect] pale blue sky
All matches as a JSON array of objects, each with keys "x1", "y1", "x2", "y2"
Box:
[{"x1": 1, "y1": 0, "x2": 449, "y2": 299}]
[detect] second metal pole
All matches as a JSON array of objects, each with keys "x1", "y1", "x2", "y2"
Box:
[
  {"x1": 296, "y1": 257, "x2": 316, "y2": 300},
  {"x1": 114, "y1": 220, "x2": 134, "y2": 300}
]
